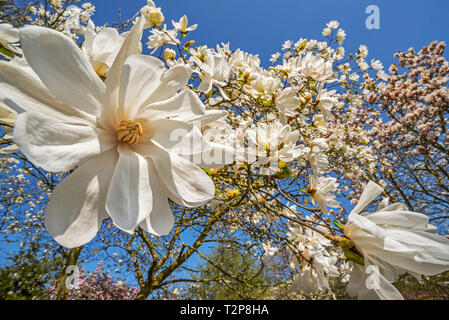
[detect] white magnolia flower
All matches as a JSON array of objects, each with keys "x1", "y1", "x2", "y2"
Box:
[
  {"x1": 288, "y1": 221, "x2": 339, "y2": 295},
  {"x1": 244, "y1": 73, "x2": 281, "y2": 101},
  {"x1": 275, "y1": 87, "x2": 299, "y2": 119},
  {"x1": 358, "y1": 45, "x2": 369, "y2": 59},
  {"x1": 262, "y1": 242, "x2": 279, "y2": 256},
  {"x1": 146, "y1": 25, "x2": 179, "y2": 54},
  {"x1": 322, "y1": 27, "x2": 331, "y2": 37},
  {"x1": 326, "y1": 21, "x2": 340, "y2": 30},
  {"x1": 270, "y1": 52, "x2": 280, "y2": 63},
  {"x1": 195, "y1": 52, "x2": 231, "y2": 100},
  {"x1": 82, "y1": 20, "x2": 128, "y2": 78},
  {"x1": 336, "y1": 29, "x2": 346, "y2": 44},
  {"x1": 163, "y1": 48, "x2": 176, "y2": 61},
  {"x1": 0, "y1": 23, "x2": 22, "y2": 58},
  {"x1": 307, "y1": 174, "x2": 339, "y2": 214},
  {"x1": 296, "y1": 52, "x2": 335, "y2": 83},
  {"x1": 291, "y1": 254, "x2": 339, "y2": 295},
  {"x1": 140, "y1": 0, "x2": 165, "y2": 27},
  {"x1": 0, "y1": 18, "x2": 228, "y2": 248},
  {"x1": 344, "y1": 181, "x2": 449, "y2": 300},
  {"x1": 50, "y1": 0, "x2": 62, "y2": 8},
  {"x1": 315, "y1": 86, "x2": 337, "y2": 121},
  {"x1": 172, "y1": 15, "x2": 197, "y2": 34},
  {"x1": 304, "y1": 138, "x2": 329, "y2": 174},
  {"x1": 246, "y1": 120, "x2": 304, "y2": 166}
]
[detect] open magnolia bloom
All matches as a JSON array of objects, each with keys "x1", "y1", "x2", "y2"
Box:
[
  {"x1": 343, "y1": 181, "x2": 449, "y2": 300},
  {"x1": 195, "y1": 52, "x2": 231, "y2": 100},
  {"x1": 306, "y1": 174, "x2": 339, "y2": 215},
  {"x1": 246, "y1": 120, "x2": 305, "y2": 169},
  {"x1": 288, "y1": 222, "x2": 340, "y2": 295},
  {"x1": 0, "y1": 17, "x2": 231, "y2": 248}
]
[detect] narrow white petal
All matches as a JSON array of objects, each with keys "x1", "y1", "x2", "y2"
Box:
[
  {"x1": 118, "y1": 54, "x2": 165, "y2": 121},
  {"x1": 102, "y1": 16, "x2": 145, "y2": 129},
  {"x1": 105, "y1": 143, "x2": 152, "y2": 233},
  {"x1": 137, "y1": 89, "x2": 225, "y2": 125},
  {"x1": 350, "y1": 181, "x2": 384, "y2": 216},
  {"x1": 139, "y1": 161, "x2": 174, "y2": 236},
  {"x1": 0, "y1": 61, "x2": 94, "y2": 124},
  {"x1": 135, "y1": 142, "x2": 215, "y2": 207},
  {"x1": 142, "y1": 64, "x2": 191, "y2": 105},
  {"x1": 44, "y1": 148, "x2": 118, "y2": 248},
  {"x1": 20, "y1": 26, "x2": 106, "y2": 116},
  {"x1": 13, "y1": 112, "x2": 115, "y2": 172}
]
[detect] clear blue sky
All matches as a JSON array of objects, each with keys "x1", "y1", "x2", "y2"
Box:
[{"x1": 92, "y1": 0, "x2": 449, "y2": 67}]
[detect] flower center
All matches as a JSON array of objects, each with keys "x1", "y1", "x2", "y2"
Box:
[
  {"x1": 306, "y1": 184, "x2": 317, "y2": 195},
  {"x1": 116, "y1": 120, "x2": 143, "y2": 144}
]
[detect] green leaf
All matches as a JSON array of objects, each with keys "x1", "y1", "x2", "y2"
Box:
[
  {"x1": 333, "y1": 220, "x2": 345, "y2": 231},
  {"x1": 0, "y1": 47, "x2": 14, "y2": 58},
  {"x1": 343, "y1": 248, "x2": 365, "y2": 266},
  {"x1": 282, "y1": 167, "x2": 292, "y2": 179}
]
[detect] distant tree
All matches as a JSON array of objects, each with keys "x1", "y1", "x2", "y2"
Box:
[
  {"x1": 0, "y1": 244, "x2": 62, "y2": 299},
  {"x1": 184, "y1": 244, "x2": 279, "y2": 300}
]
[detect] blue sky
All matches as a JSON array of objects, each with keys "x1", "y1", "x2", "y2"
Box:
[{"x1": 92, "y1": 0, "x2": 449, "y2": 67}]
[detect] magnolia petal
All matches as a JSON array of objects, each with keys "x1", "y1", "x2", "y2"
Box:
[
  {"x1": 347, "y1": 264, "x2": 404, "y2": 300},
  {"x1": 0, "y1": 61, "x2": 94, "y2": 124},
  {"x1": 13, "y1": 112, "x2": 115, "y2": 172},
  {"x1": 106, "y1": 143, "x2": 152, "y2": 233},
  {"x1": 118, "y1": 54, "x2": 165, "y2": 120},
  {"x1": 368, "y1": 228, "x2": 449, "y2": 276},
  {"x1": 0, "y1": 144, "x2": 19, "y2": 154},
  {"x1": 102, "y1": 16, "x2": 145, "y2": 129},
  {"x1": 44, "y1": 148, "x2": 118, "y2": 248},
  {"x1": 198, "y1": 79, "x2": 212, "y2": 93},
  {"x1": 136, "y1": 142, "x2": 215, "y2": 207},
  {"x1": 137, "y1": 89, "x2": 225, "y2": 125},
  {"x1": 345, "y1": 214, "x2": 386, "y2": 251},
  {"x1": 142, "y1": 64, "x2": 191, "y2": 105},
  {"x1": 147, "y1": 118, "x2": 234, "y2": 168},
  {"x1": 139, "y1": 161, "x2": 174, "y2": 236},
  {"x1": 366, "y1": 210, "x2": 430, "y2": 229},
  {"x1": 20, "y1": 26, "x2": 106, "y2": 116},
  {"x1": 350, "y1": 181, "x2": 384, "y2": 216}
]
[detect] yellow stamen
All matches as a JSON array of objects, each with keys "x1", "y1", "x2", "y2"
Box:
[{"x1": 116, "y1": 120, "x2": 143, "y2": 144}]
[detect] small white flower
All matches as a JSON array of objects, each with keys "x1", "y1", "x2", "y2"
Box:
[
  {"x1": 307, "y1": 174, "x2": 339, "y2": 214},
  {"x1": 172, "y1": 15, "x2": 197, "y2": 34},
  {"x1": 146, "y1": 25, "x2": 179, "y2": 53}
]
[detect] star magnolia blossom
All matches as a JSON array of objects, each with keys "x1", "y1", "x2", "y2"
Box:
[
  {"x1": 288, "y1": 223, "x2": 339, "y2": 295},
  {"x1": 172, "y1": 15, "x2": 198, "y2": 34},
  {"x1": 315, "y1": 86, "x2": 338, "y2": 121},
  {"x1": 306, "y1": 174, "x2": 339, "y2": 215},
  {"x1": 344, "y1": 181, "x2": 449, "y2": 300},
  {"x1": 0, "y1": 17, "x2": 228, "y2": 248},
  {"x1": 195, "y1": 52, "x2": 231, "y2": 100},
  {"x1": 296, "y1": 52, "x2": 335, "y2": 83},
  {"x1": 82, "y1": 20, "x2": 128, "y2": 78},
  {"x1": 246, "y1": 120, "x2": 304, "y2": 167}
]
